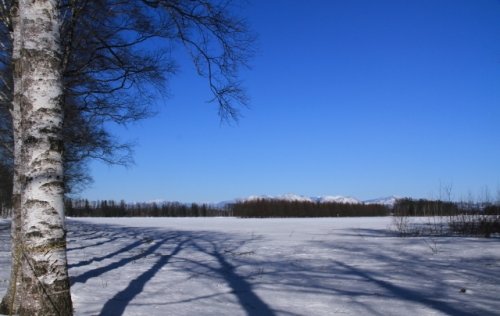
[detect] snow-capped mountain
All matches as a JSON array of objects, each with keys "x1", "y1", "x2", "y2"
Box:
[
  {"x1": 150, "y1": 194, "x2": 400, "y2": 208},
  {"x1": 240, "y1": 194, "x2": 313, "y2": 203},
  {"x1": 363, "y1": 196, "x2": 399, "y2": 207},
  {"x1": 315, "y1": 196, "x2": 361, "y2": 204},
  {"x1": 146, "y1": 199, "x2": 168, "y2": 205},
  {"x1": 275, "y1": 194, "x2": 314, "y2": 202},
  {"x1": 230, "y1": 194, "x2": 362, "y2": 205}
]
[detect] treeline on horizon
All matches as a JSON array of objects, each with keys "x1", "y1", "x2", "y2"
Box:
[
  {"x1": 232, "y1": 199, "x2": 388, "y2": 217},
  {"x1": 61, "y1": 197, "x2": 500, "y2": 218},
  {"x1": 65, "y1": 199, "x2": 228, "y2": 217},
  {"x1": 393, "y1": 198, "x2": 500, "y2": 216},
  {"x1": 65, "y1": 198, "x2": 390, "y2": 218}
]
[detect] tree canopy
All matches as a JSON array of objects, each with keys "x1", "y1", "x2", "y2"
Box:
[{"x1": 0, "y1": 0, "x2": 254, "y2": 195}]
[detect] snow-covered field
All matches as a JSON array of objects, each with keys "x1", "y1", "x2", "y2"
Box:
[{"x1": 1, "y1": 217, "x2": 499, "y2": 315}]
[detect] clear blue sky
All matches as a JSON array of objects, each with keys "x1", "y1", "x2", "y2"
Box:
[{"x1": 83, "y1": 0, "x2": 500, "y2": 203}]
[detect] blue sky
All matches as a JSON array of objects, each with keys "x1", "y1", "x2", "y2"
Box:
[{"x1": 83, "y1": 0, "x2": 500, "y2": 203}]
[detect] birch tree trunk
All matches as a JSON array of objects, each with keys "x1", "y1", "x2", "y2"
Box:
[
  {"x1": 0, "y1": 1, "x2": 24, "y2": 313},
  {"x1": 16, "y1": 0, "x2": 73, "y2": 314}
]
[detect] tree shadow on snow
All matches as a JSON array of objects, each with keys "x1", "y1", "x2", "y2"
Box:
[
  {"x1": 67, "y1": 220, "x2": 276, "y2": 316},
  {"x1": 98, "y1": 238, "x2": 188, "y2": 316},
  {"x1": 66, "y1": 219, "x2": 500, "y2": 316},
  {"x1": 304, "y1": 237, "x2": 499, "y2": 316}
]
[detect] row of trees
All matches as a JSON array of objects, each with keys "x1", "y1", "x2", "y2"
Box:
[
  {"x1": 393, "y1": 198, "x2": 500, "y2": 216},
  {"x1": 65, "y1": 198, "x2": 390, "y2": 218},
  {"x1": 232, "y1": 199, "x2": 389, "y2": 217},
  {"x1": 392, "y1": 198, "x2": 500, "y2": 237},
  {"x1": 393, "y1": 198, "x2": 458, "y2": 216},
  {"x1": 66, "y1": 199, "x2": 228, "y2": 217},
  {"x1": 7, "y1": 191, "x2": 500, "y2": 219}
]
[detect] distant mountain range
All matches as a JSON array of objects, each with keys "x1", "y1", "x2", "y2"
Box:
[
  {"x1": 363, "y1": 196, "x2": 399, "y2": 206},
  {"x1": 146, "y1": 194, "x2": 400, "y2": 209},
  {"x1": 216, "y1": 194, "x2": 399, "y2": 208}
]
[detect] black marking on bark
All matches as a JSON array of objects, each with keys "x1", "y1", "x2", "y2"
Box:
[
  {"x1": 25, "y1": 199, "x2": 51, "y2": 209},
  {"x1": 40, "y1": 126, "x2": 60, "y2": 135},
  {"x1": 31, "y1": 261, "x2": 48, "y2": 277},
  {"x1": 41, "y1": 181, "x2": 64, "y2": 191},
  {"x1": 26, "y1": 231, "x2": 43, "y2": 239},
  {"x1": 24, "y1": 135, "x2": 39, "y2": 145},
  {"x1": 36, "y1": 107, "x2": 63, "y2": 116},
  {"x1": 49, "y1": 137, "x2": 64, "y2": 152}
]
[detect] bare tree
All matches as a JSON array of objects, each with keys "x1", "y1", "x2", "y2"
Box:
[
  {"x1": 0, "y1": 0, "x2": 253, "y2": 314},
  {"x1": 1, "y1": 0, "x2": 254, "y2": 191}
]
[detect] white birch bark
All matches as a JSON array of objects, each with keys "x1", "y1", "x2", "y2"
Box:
[
  {"x1": 17, "y1": 0, "x2": 73, "y2": 314},
  {"x1": 0, "y1": 1, "x2": 23, "y2": 313}
]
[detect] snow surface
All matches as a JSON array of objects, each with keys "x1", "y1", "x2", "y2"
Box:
[{"x1": 1, "y1": 217, "x2": 499, "y2": 315}]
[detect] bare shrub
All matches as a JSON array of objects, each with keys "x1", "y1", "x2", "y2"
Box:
[
  {"x1": 392, "y1": 214, "x2": 412, "y2": 236},
  {"x1": 448, "y1": 213, "x2": 500, "y2": 238}
]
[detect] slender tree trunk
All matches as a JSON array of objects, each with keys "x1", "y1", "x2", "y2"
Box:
[
  {"x1": 15, "y1": 0, "x2": 73, "y2": 314},
  {"x1": 0, "y1": 1, "x2": 23, "y2": 313}
]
